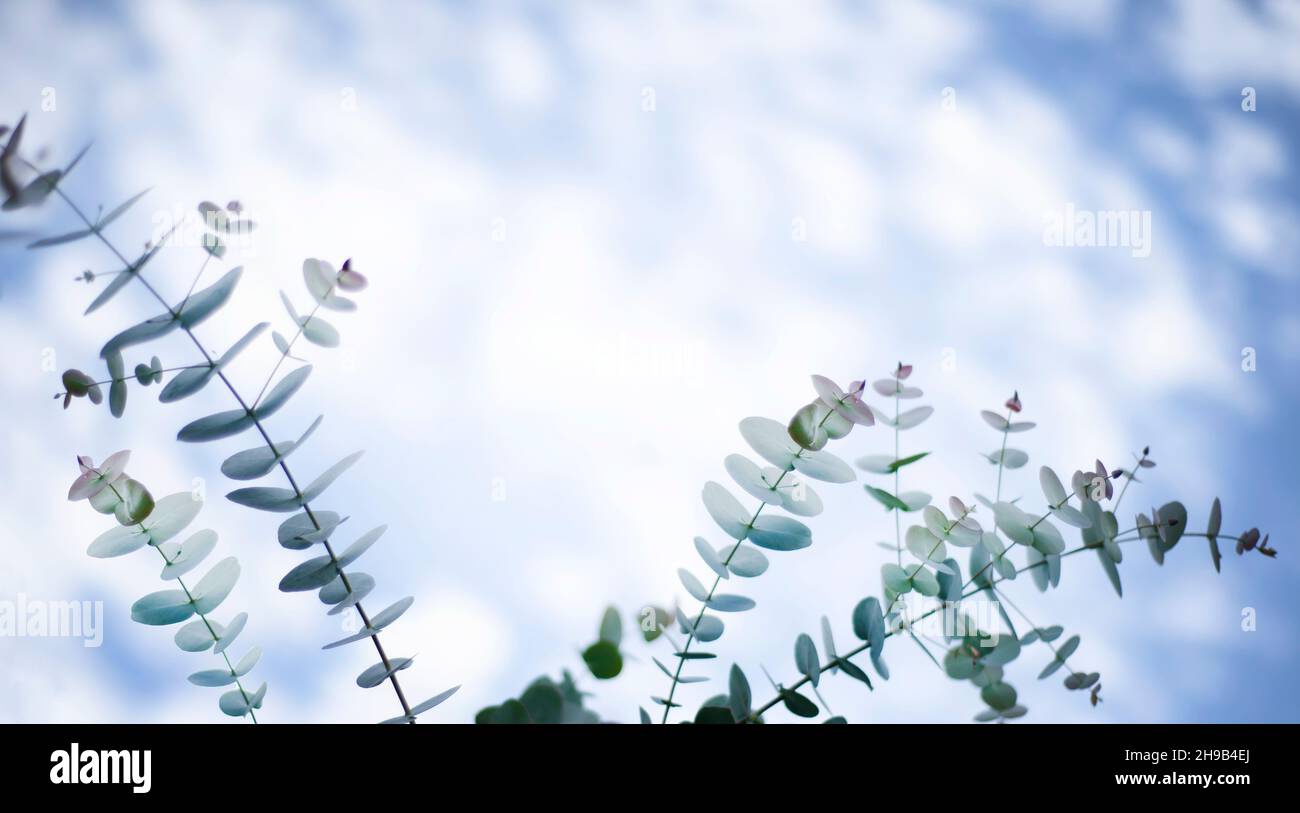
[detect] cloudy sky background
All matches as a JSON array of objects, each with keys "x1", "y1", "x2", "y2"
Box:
[{"x1": 1, "y1": 0, "x2": 1297, "y2": 724}]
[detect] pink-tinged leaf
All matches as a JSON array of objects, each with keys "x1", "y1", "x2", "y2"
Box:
[
  {"x1": 810, "y1": 374, "x2": 845, "y2": 405},
  {"x1": 337, "y1": 259, "x2": 368, "y2": 291}
]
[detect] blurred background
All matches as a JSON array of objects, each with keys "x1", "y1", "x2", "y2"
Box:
[{"x1": 0, "y1": 0, "x2": 1296, "y2": 724}]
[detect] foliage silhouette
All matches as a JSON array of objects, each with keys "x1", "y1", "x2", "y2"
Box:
[
  {"x1": 4, "y1": 114, "x2": 455, "y2": 723},
  {"x1": 495, "y1": 370, "x2": 1272, "y2": 724},
  {"x1": 686, "y1": 370, "x2": 1273, "y2": 723}
]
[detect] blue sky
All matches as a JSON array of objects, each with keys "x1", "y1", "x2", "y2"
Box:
[{"x1": 0, "y1": 0, "x2": 1296, "y2": 723}]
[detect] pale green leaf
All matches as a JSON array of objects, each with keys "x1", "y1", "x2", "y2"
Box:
[
  {"x1": 220, "y1": 416, "x2": 322, "y2": 480},
  {"x1": 191, "y1": 557, "x2": 240, "y2": 614},
  {"x1": 795, "y1": 633, "x2": 820, "y2": 687},
  {"x1": 255, "y1": 365, "x2": 312, "y2": 419},
  {"x1": 177, "y1": 409, "x2": 255, "y2": 443},
  {"x1": 177, "y1": 268, "x2": 242, "y2": 329},
  {"x1": 159, "y1": 529, "x2": 217, "y2": 581},
  {"x1": 131, "y1": 589, "x2": 194, "y2": 626}
]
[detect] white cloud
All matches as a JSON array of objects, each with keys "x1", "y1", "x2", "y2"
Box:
[{"x1": 1158, "y1": 0, "x2": 1300, "y2": 99}]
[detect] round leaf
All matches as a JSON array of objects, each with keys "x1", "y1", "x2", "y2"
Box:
[
  {"x1": 694, "y1": 615, "x2": 724, "y2": 642},
  {"x1": 113, "y1": 478, "x2": 155, "y2": 526},
  {"x1": 706, "y1": 594, "x2": 755, "y2": 612},
  {"x1": 281, "y1": 555, "x2": 339, "y2": 592},
  {"x1": 1039, "y1": 466, "x2": 1066, "y2": 505},
  {"x1": 141, "y1": 493, "x2": 204, "y2": 544},
  {"x1": 175, "y1": 618, "x2": 219, "y2": 652},
  {"x1": 87, "y1": 524, "x2": 147, "y2": 558},
  {"x1": 192, "y1": 557, "x2": 240, "y2": 614},
  {"x1": 131, "y1": 589, "x2": 194, "y2": 626},
  {"x1": 981, "y1": 682, "x2": 1017, "y2": 712},
  {"x1": 189, "y1": 668, "x2": 236, "y2": 687},
  {"x1": 300, "y1": 314, "x2": 340, "y2": 348},
  {"x1": 780, "y1": 689, "x2": 819, "y2": 718},
  {"x1": 357, "y1": 657, "x2": 414, "y2": 689},
  {"x1": 895, "y1": 406, "x2": 933, "y2": 430},
  {"x1": 213, "y1": 612, "x2": 248, "y2": 655},
  {"x1": 721, "y1": 544, "x2": 769, "y2": 578},
  {"x1": 321, "y1": 572, "x2": 376, "y2": 614},
  {"x1": 702, "y1": 481, "x2": 750, "y2": 540},
  {"x1": 159, "y1": 529, "x2": 217, "y2": 580},
  {"x1": 980, "y1": 410, "x2": 1008, "y2": 431},
  {"x1": 582, "y1": 640, "x2": 623, "y2": 679},
  {"x1": 695, "y1": 537, "x2": 728, "y2": 580},
  {"x1": 739, "y1": 417, "x2": 799, "y2": 470},
  {"x1": 791, "y1": 448, "x2": 855, "y2": 483},
  {"x1": 747, "y1": 515, "x2": 812, "y2": 551},
  {"x1": 678, "y1": 568, "x2": 709, "y2": 602},
  {"x1": 724, "y1": 454, "x2": 782, "y2": 505},
  {"x1": 882, "y1": 563, "x2": 911, "y2": 594}
]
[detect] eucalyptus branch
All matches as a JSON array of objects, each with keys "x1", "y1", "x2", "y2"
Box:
[
  {"x1": 1111, "y1": 448, "x2": 1152, "y2": 513},
  {"x1": 55, "y1": 363, "x2": 210, "y2": 399},
  {"x1": 659, "y1": 473, "x2": 782, "y2": 722},
  {"x1": 994, "y1": 408, "x2": 1012, "y2": 502},
  {"x1": 655, "y1": 376, "x2": 876, "y2": 722},
  {"x1": 151, "y1": 542, "x2": 260, "y2": 724},
  {"x1": 7, "y1": 125, "x2": 457, "y2": 723},
  {"x1": 719, "y1": 377, "x2": 1274, "y2": 725},
  {"x1": 660, "y1": 406, "x2": 838, "y2": 722},
  {"x1": 53, "y1": 195, "x2": 414, "y2": 721},
  {"x1": 68, "y1": 452, "x2": 266, "y2": 721}
]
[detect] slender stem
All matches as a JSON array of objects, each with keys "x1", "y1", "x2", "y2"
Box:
[
  {"x1": 47, "y1": 183, "x2": 415, "y2": 722},
  {"x1": 251, "y1": 290, "x2": 328, "y2": 410},
  {"x1": 155, "y1": 549, "x2": 259, "y2": 724},
  {"x1": 55, "y1": 364, "x2": 211, "y2": 394},
  {"x1": 176, "y1": 250, "x2": 213, "y2": 315},
  {"x1": 1111, "y1": 450, "x2": 1147, "y2": 514},
  {"x1": 994, "y1": 409, "x2": 1011, "y2": 503},
  {"x1": 961, "y1": 409, "x2": 1016, "y2": 594},
  {"x1": 893, "y1": 390, "x2": 901, "y2": 566}
]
